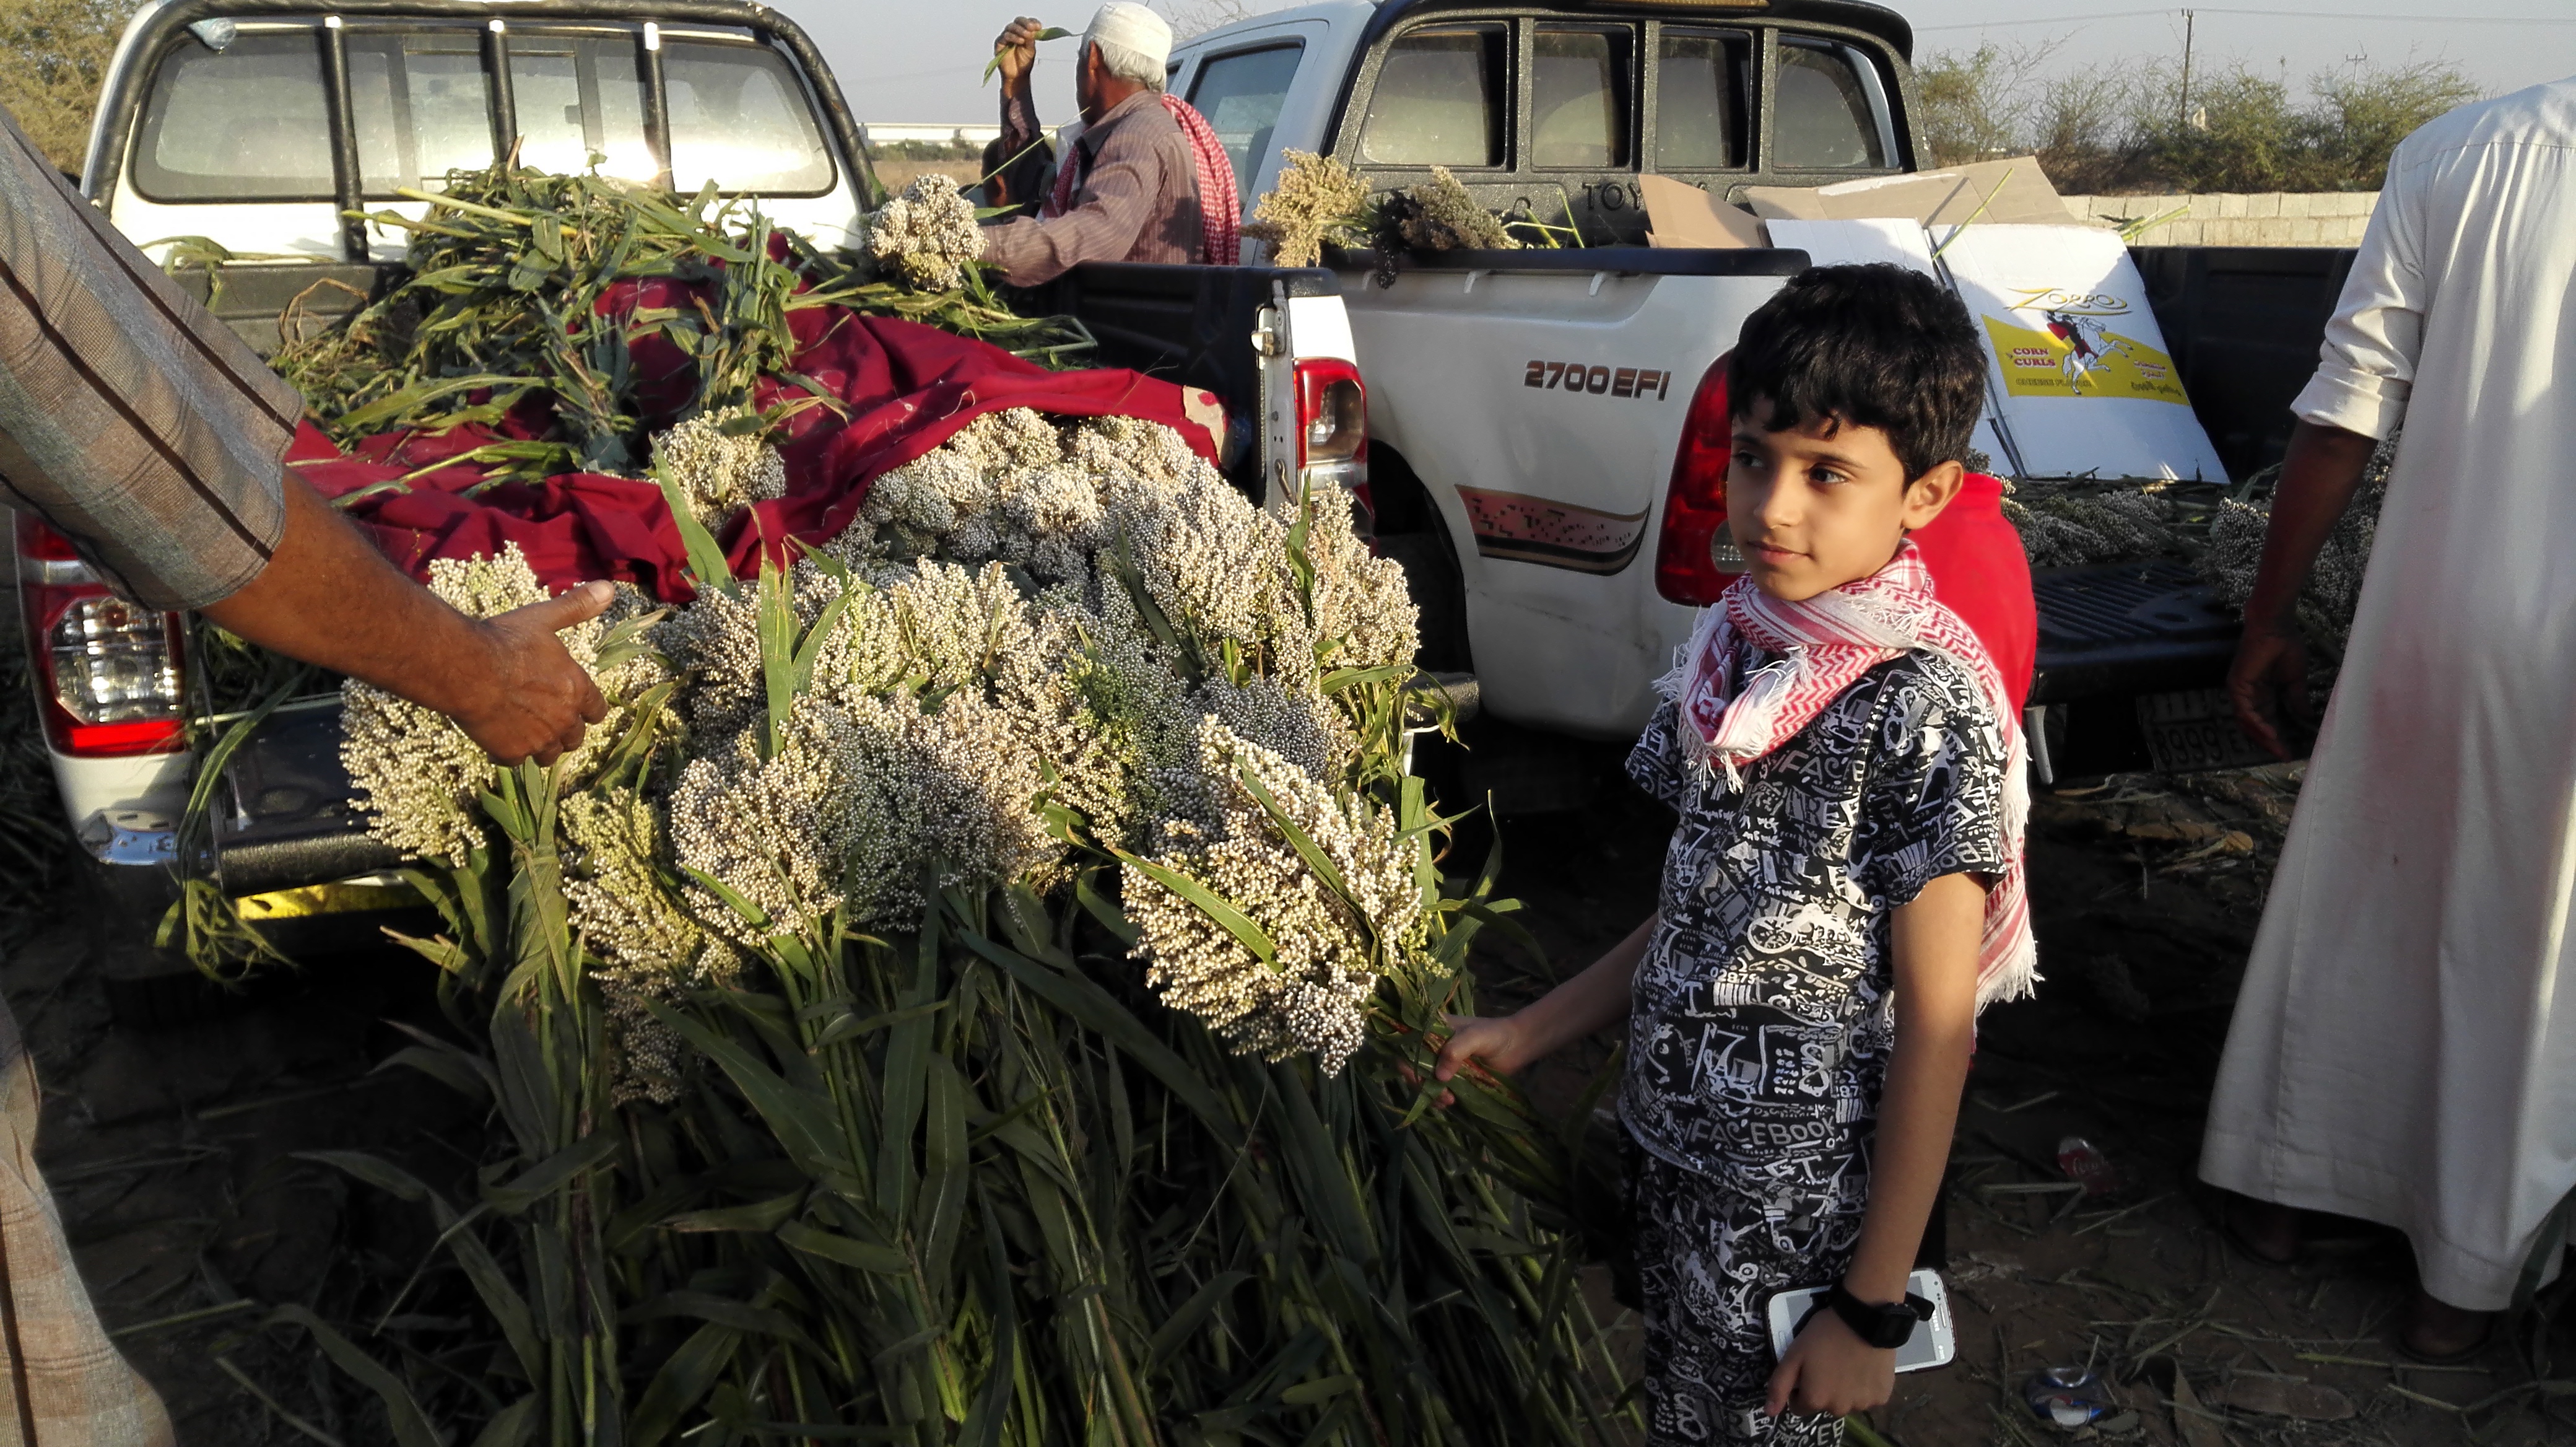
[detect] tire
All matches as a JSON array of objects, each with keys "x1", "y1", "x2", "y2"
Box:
[{"x1": 1375, "y1": 529, "x2": 1470, "y2": 674}]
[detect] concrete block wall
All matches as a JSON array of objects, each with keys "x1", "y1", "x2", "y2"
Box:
[{"x1": 2056, "y1": 191, "x2": 2378, "y2": 246}]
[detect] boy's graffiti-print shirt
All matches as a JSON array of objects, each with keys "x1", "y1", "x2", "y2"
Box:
[{"x1": 1620, "y1": 649, "x2": 2007, "y2": 1199}]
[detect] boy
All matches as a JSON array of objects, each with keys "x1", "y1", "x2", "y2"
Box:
[{"x1": 1436, "y1": 264, "x2": 2034, "y2": 1445}]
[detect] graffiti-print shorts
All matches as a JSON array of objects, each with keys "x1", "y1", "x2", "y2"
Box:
[{"x1": 1630, "y1": 1147, "x2": 1863, "y2": 1447}]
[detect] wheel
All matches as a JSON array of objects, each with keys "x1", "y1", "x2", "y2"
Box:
[{"x1": 1374, "y1": 528, "x2": 1470, "y2": 674}]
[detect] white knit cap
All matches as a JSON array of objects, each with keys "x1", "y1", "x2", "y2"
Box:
[{"x1": 1086, "y1": 2, "x2": 1172, "y2": 70}]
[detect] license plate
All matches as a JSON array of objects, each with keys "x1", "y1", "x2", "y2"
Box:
[{"x1": 2136, "y1": 688, "x2": 2272, "y2": 774}]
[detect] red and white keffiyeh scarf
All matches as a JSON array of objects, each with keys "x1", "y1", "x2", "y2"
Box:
[
  {"x1": 1673, "y1": 541, "x2": 2037, "y2": 1008},
  {"x1": 1043, "y1": 94, "x2": 1242, "y2": 265}
]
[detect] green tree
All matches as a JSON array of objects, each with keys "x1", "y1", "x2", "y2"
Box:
[
  {"x1": 1915, "y1": 43, "x2": 2028, "y2": 167},
  {"x1": 1918, "y1": 45, "x2": 2481, "y2": 195},
  {"x1": 2135, "y1": 70, "x2": 2317, "y2": 192},
  {"x1": 2307, "y1": 61, "x2": 2482, "y2": 188},
  {"x1": 0, "y1": 0, "x2": 128, "y2": 175}
]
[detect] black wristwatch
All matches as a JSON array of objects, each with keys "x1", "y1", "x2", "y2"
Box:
[{"x1": 1800, "y1": 1283, "x2": 1934, "y2": 1350}]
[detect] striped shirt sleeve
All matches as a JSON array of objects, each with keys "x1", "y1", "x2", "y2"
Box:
[{"x1": 0, "y1": 107, "x2": 300, "y2": 611}]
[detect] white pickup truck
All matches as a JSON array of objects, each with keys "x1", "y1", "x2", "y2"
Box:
[
  {"x1": 1166, "y1": 0, "x2": 2351, "y2": 772},
  {"x1": 34, "y1": 0, "x2": 1370, "y2": 1019}
]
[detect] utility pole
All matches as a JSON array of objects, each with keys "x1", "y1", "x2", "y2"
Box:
[{"x1": 2178, "y1": 8, "x2": 2196, "y2": 126}]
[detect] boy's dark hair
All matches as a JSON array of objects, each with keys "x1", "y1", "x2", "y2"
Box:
[{"x1": 1727, "y1": 263, "x2": 1987, "y2": 480}]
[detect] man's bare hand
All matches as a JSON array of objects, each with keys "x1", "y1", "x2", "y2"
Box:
[
  {"x1": 2228, "y1": 619, "x2": 2308, "y2": 761},
  {"x1": 448, "y1": 581, "x2": 614, "y2": 765},
  {"x1": 994, "y1": 16, "x2": 1045, "y2": 87}
]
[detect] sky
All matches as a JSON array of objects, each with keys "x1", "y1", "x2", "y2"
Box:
[{"x1": 789, "y1": 0, "x2": 2576, "y2": 127}]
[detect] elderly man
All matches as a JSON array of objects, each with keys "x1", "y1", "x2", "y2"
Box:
[
  {"x1": 981, "y1": 2, "x2": 1238, "y2": 284},
  {"x1": 2205, "y1": 75, "x2": 2576, "y2": 1363},
  {"x1": 0, "y1": 103, "x2": 608, "y2": 1440}
]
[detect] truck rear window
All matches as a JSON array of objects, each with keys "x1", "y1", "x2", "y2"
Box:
[
  {"x1": 507, "y1": 38, "x2": 655, "y2": 180},
  {"x1": 1773, "y1": 39, "x2": 1887, "y2": 170},
  {"x1": 131, "y1": 33, "x2": 339, "y2": 201},
  {"x1": 1359, "y1": 25, "x2": 1505, "y2": 168},
  {"x1": 129, "y1": 25, "x2": 830, "y2": 203},
  {"x1": 354, "y1": 36, "x2": 497, "y2": 195},
  {"x1": 1654, "y1": 29, "x2": 1749, "y2": 171},
  {"x1": 664, "y1": 42, "x2": 833, "y2": 195},
  {"x1": 1187, "y1": 42, "x2": 1303, "y2": 198},
  {"x1": 1531, "y1": 27, "x2": 1630, "y2": 169}
]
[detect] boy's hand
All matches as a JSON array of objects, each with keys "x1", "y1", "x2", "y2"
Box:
[
  {"x1": 1765, "y1": 1309, "x2": 1895, "y2": 1420},
  {"x1": 1434, "y1": 1013, "x2": 1538, "y2": 1081}
]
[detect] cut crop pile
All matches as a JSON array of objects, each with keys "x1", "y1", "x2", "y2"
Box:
[
  {"x1": 185, "y1": 167, "x2": 1633, "y2": 1443},
  {"x1": 2007, "y1": 431, "x2": 2396, "y2": 681},
  {"x1": 1243, "y1": 151, "x2": 1567, "y2": 271},
  {"x1": 277, "y1": 168, "x2": 1086, "y2": 485}
]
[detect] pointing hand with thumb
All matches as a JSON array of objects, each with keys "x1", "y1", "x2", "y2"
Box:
[{"x1": 452, "y1": 579, "x2": 616, "y2": 764}]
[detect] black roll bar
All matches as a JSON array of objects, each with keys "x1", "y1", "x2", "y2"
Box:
[
  {"x1": 639, "y1": 19, "x2": 674, "y2": 190},
  {"x1": 316, "y1": 14, "x2": 370, "y2": 260},
  {"x1": 482, "y1": 17, "x2": 516, "y2": 164}
]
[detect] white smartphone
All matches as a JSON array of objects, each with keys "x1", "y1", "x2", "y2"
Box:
[{"x1": 1765, "y1": 1270, "x2": 1957, "y2": 1373}]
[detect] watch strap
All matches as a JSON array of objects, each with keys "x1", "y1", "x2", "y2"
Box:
[{"x1": 1814, "y1": 1283, "x2": 1931, "y2": 1349}]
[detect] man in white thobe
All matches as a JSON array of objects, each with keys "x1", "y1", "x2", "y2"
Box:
[{"x1": 2204, "y1": 75, "x2": 2576, "y2": 1360}]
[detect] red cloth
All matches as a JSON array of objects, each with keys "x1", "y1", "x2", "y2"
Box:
[
  {"x1": 289, "y1": 266, "x2": 1222, "y2": 602},
  {"x1": 1913, "y1": 472, "x2": 2037, "y2": 717}
]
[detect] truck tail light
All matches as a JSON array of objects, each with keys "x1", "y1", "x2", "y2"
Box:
[
  {"x1": 15, "y1": 516, "x2": 186, "y2": 757},
  {"x1": 1294, "y1": 357, "x2": 1370, "y2": 520},
  {"x1": 1653, "y1": 357, "x2": 1747, "y2": 606}
]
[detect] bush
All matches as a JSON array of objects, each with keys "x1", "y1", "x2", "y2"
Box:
[
  {"x1": 870, "y1": 134, "x2": 986, "y2": 163},
  {"x1": 1915, "y1": 48, "x2": 2481, "y2": 195},
  {"x1": 0, "y1": 0, "x2": 126, "y2": 174}
]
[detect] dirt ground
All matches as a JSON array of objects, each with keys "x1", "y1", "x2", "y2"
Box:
[{"x1": 12, "y1": 725, "x2": 2575, "y2": 1444}]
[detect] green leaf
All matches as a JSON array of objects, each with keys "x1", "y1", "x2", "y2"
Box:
[
  {"x1": 296, "y1": 1151, "x2": 544, "y2": 1381},
  {"x1": 1235, "y1": 764, "x2": 1368, "y2": 947},
  {"x1": 1074, "y1": 870, "x2": 1139, "y2": 945},
  {"x1": 952, "y1": 928, "x2": 1240, "y2": 1143},
  {"x1": 627, "y1": 1320, "x2": 741, "y2": 1447},
  {"x1": 980, "y1": 25, "x2": 1073, "y2": 83},
  {"x1": 468, "y1": 1396, "x2": 537, "y2": 1447},
  {"x1": 791, "y1": 584, "x2": 856, "y2": 697},
  {"x1": 757, "y1": 566, "x2": 799, "y2": 759},
  {"x1": 651, "y1": 457, "x2": 737, "y2": 598},
  {"x1": 680, "y1": 865, "x2": 772, "y2": 930},
  {"x1": 1281, "y1": 1374, "x2": 1361, "y2": 1405},
  {"x1": 915, "y1": 1052, "x2": 970, "y2": 1284},
  {"x1": 263, "y1": 1305, "x2": 445, "y2": 1447},
  {"x1": 1147, "y1": 1270, "x2": 1250, "y2": 1367},
  {"x1": 1109, "y1": 847, "x2": 1278, "y2": 968},
  {"x1": 482, "y1": 1130, "x2": 618, "y2": 1215},
  {"x1": 647, "y1": 1000, "x2": 864, "y2": 1196},
  {"x1": 661, "y1": 1190, "x2": 803, "y2": 1233},
  {"x1": 371, "y1": 1043, "x2": 495, "y2": 1106},
  {"x1": 776, "y1": 1220, "x2": 908, "y2": 1274}
]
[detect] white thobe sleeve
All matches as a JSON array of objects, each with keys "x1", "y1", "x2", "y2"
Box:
[{"x1": 2291, "y1": 145, "x2": 2427, "y2": 440}]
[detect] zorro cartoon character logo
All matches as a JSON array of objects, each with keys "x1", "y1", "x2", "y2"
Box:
[
  {"x1": 1978, "y1": 286, "x2": 2187, "y2": 404},
  {"x1": 2040, "y1": 308, "x2": 2139, "y2": 391}
]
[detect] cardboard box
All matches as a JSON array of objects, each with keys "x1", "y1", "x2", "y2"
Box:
[
  {"x1": 1640, "y1": 173, "x2": 1767, "y2": 248},
  {"x1": 1743, "y1": 157, "x2": 2094, "y2": 230}
]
